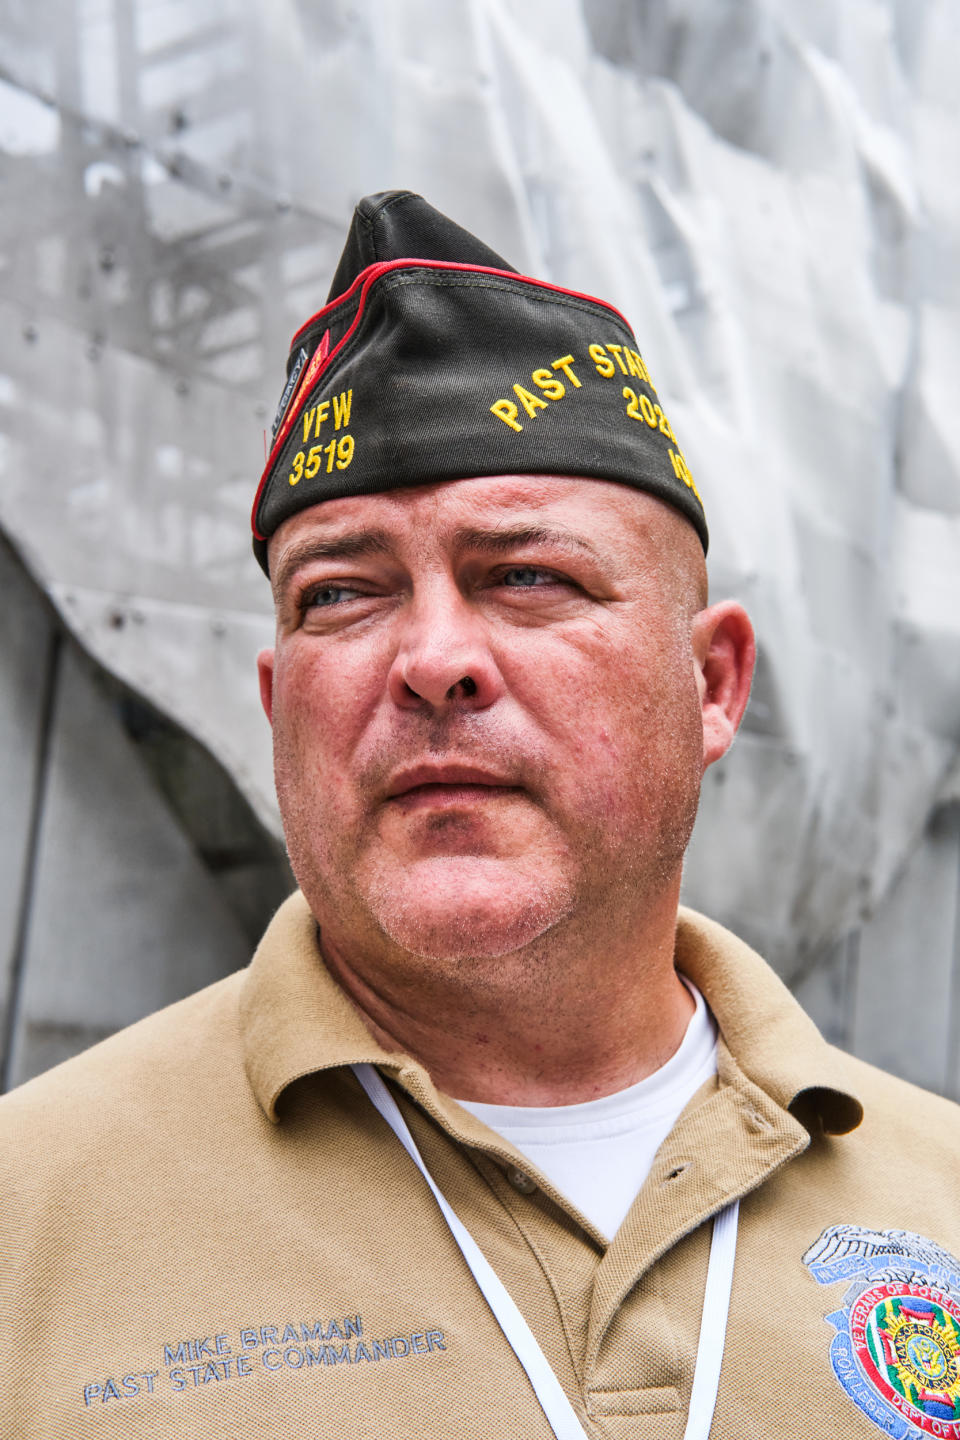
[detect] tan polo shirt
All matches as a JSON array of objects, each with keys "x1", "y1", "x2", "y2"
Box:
[{"x1": 2, "y1": 893, "x2": 959, "y2": 1440}]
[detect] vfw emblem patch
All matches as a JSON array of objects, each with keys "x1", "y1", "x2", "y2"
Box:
[{"x1": 804, "y1": 1225, "x2": 960, "y2": 1437}]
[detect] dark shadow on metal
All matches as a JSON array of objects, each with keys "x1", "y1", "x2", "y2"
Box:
[{"x1": 1, "y1": 627, "x2": 62, "y2": 1093}]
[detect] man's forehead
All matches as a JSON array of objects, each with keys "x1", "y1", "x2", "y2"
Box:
[{"x1": 267, "y1": 474, "x2": 668, "y2": 577}]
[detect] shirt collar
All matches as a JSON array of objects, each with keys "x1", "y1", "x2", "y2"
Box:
[
  {"x1": 239, "y1": 891, "x2": 400, "y2": 1121},
  {"x1": 675, "y1": 906, "x2": 862, "y2": 1135},
  {"x1": 239, "y1": 891, "x2": 862, "y2": 1136}
]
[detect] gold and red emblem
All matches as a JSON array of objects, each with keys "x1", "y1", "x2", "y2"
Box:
[
  {"x1": 851, "y1": 1282, "x2": 960, "y2": 1435},
  {"x1": 805, "y1": 1226, "x2": 960, "y2": 1439}
]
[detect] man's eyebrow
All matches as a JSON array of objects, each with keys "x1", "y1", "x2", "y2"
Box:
[
  {"x1": 454, "y1": 525, "x2": 600, "y2": 558},
  {"x1": 272, "y1": 530, "x2": 393, "y2": 595}
]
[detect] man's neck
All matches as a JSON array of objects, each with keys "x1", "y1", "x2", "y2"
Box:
[{"x1": 317, "y1": 886, "x2": 694, "y2": 1106}]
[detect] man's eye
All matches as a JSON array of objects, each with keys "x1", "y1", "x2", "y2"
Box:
[
  {"x1": 501, "y1": 566, "x2": 553, "y2": 588},
  {"x1": 303, "y1": 585, "x2": 359, "y2": 608}
]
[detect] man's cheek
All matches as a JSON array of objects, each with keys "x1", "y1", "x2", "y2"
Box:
[{"x1": 273, "y1": 666, "x2": 343, "y2": 750}]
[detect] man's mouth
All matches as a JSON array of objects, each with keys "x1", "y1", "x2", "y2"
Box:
[{"x1": 385, "y1": 764, "x2": 523, "y2": 810}]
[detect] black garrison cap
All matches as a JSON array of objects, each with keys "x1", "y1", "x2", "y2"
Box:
[{"x1": 252, "y1": 190, "x2": 707, "y2": 573}]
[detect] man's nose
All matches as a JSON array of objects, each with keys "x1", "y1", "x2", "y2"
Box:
[{"x1": 386, "y1": 586, "x2": 503, "y2": 711}]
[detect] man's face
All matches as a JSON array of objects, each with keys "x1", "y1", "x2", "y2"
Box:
[{"x1": 260, "y1": 475, "x2": 710, "y2": 965}]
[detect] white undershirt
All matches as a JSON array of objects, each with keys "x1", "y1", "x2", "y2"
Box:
[{"x1": 455, "y1": 983, "x2": 718, "y2": 1241}]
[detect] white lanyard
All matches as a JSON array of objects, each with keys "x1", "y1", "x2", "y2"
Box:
[{"x1": 352, "y1": 1063, "x2": 739, "y2": 1440}]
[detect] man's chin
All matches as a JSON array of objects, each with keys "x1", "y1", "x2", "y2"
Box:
[{"x1": 364, "y1": 854, "x2": 575, "y2": 962}]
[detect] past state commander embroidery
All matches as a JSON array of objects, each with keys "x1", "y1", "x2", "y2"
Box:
[{"x1": 804, "y1": 1225, "x2": 960, "y2": 1437}]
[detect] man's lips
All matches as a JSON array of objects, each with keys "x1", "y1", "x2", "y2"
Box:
[{"x1": 384, "y1": 764, "x2": 523, "y2": 809}]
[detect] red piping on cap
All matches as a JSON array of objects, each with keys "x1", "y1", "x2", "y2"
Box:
[{"x1": 251, "y1": 258, "x2": 633, "y2": 542}]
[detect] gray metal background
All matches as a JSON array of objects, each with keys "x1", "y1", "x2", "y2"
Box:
[{"x1": 1, "y1": 0, "x2": 958, "y2": 1095}]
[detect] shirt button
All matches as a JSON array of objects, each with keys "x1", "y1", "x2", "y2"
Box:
[{"x1": 506, "y1": 1166, "x2": 538, "y2": 1195}]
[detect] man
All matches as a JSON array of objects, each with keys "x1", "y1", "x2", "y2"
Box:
[{"x1": 2, "y1": 192, "x2": 959, "y2": 1440}]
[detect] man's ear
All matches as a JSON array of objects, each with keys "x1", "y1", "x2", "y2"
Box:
[
  {"x1": 257, "y1": 648, "x2": 275, "y2": 726},
  {"x1": 692, "y1": 601, "x2": 755, "y2": 771}
]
